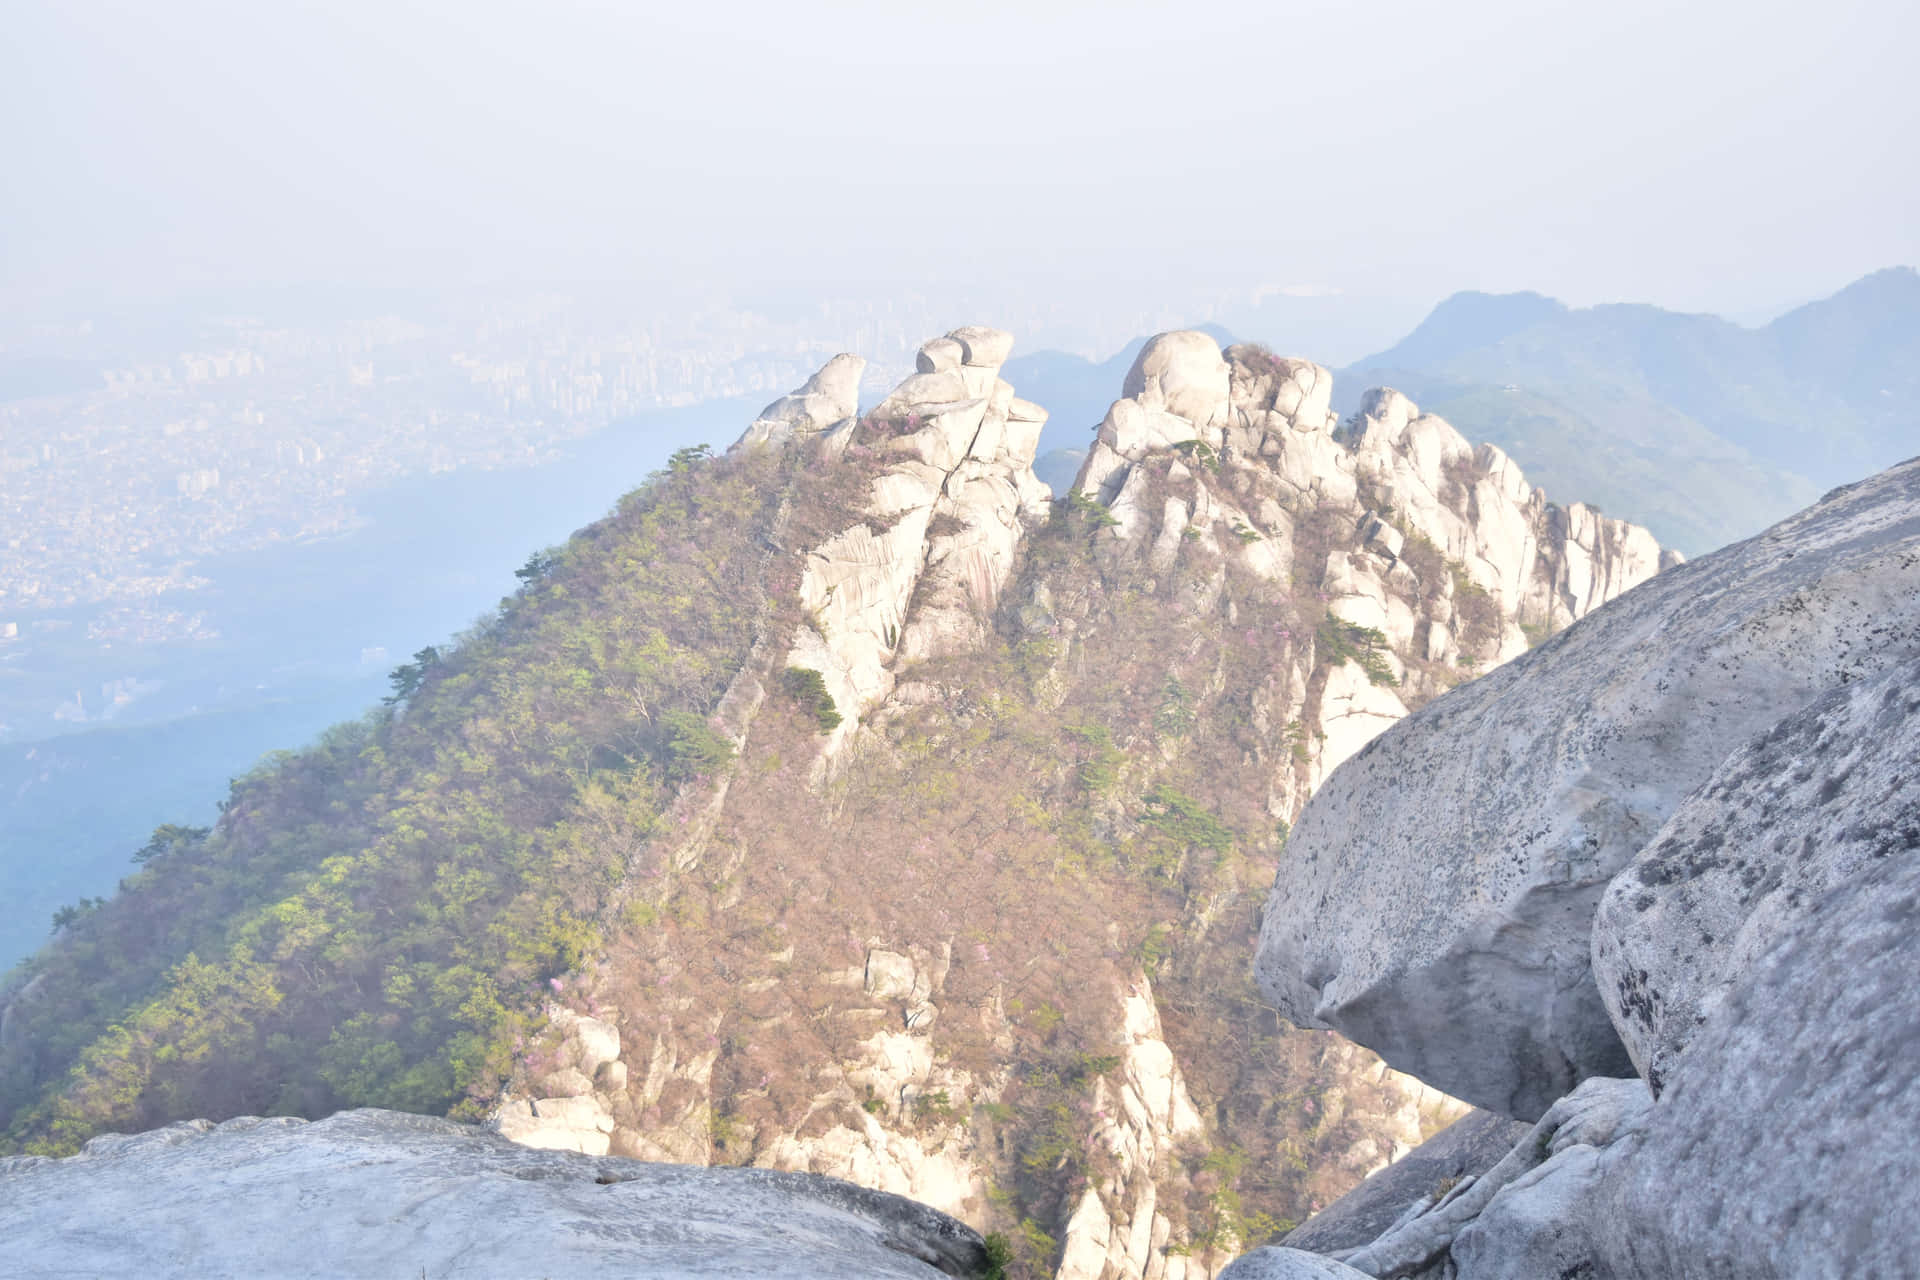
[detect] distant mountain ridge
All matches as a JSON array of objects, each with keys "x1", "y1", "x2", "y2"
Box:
[
  {"x1": 1006, "y1": 269, "x2": 1916, "y2": 556},
  {"x1": 1337, "y1": 266, "x2": 1919, "y2": 553}
]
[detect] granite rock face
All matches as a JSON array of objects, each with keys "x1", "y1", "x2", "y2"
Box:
[
  {"x1": 1279, "y1": 1109, "x2": 1529, "y2": 1258},
  {"x1": 735, "y1": 353, "x2": 867, "y2": 448},
  {"x1": 755, "y1": 329, "x2": 1053, "y2": 764},
  {"x1": 1074, "y1": 333, "x2": 1671, "y2": 797},
  {"x1": 1216, "y1": 1248, "x2": 1372, "y2": 1279},
  {"x1": 1593, "y1": 656, "x2": 1920, "y2": 1092},
  {"x1": 0, "y1": 1107, "x2": 988, "y2": 1278},
  {"x1": 1255, "y1": 458, "x2": 1920, "y2": 1119},
  {"x1": 1597, "y1": 854, "x2": 1920, "y2": 1279}
]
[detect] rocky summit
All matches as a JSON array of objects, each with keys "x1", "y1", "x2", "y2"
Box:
[
  {"x1": 1249, "y1": 458, "x2": 1920, "y2": 1276},
  {"x1": 3, "y1": 326, "x2": 1680, "y2": 1279}
]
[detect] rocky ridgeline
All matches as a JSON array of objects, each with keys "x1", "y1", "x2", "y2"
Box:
[
  {"x1": 1238, "y1": 458, "x2": 1920, "y2": 1277},
  {"x1": 0, "y1": 327, "x2": 1676, "y2": 1279},
  {"x1": 768, "y1": 327, "x2": 1054, "y2": 761},
  {"x1": 474, "y1": 328, "x2": 1670, "y2": 1280},
  {"x1": 1068, "y1": 331, "x2": 1672, "y2": 795}
]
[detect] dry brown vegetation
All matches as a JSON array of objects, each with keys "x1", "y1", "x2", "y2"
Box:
[
  {"x1": 3, "y1": 439, "x2": 1445, "y2": 1277},
  {"x1": 568, "y1": 479, "x2": 1437, "y2": 1273}
]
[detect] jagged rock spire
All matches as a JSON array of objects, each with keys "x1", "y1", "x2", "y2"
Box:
[
  {"x1": 776, "y1": 329, "x2": 1052, "y2": 762},
  {"x1": 732, "y1": 353, "x2": 866, "y2": 450}
]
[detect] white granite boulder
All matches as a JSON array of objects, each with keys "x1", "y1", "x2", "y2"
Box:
[
  {"x1": 733, "y1": 353, "x2": 867, "y2": 448},
  {"x1": 1597, "y1": 851, "x2": 1920, "y2": 1278},
  {"x1": 1255, "y1": 459, "x2": 1920, "y2": 1118},
  {"x1": 1593, "y1": 655, "x2": 1920, "y2": 1093},
  {"x1": 947, "y1": 325, "x2": 1015, "y2": 369},
  {"x1": 1122, "y1": 330, "x2": 1231, "y2": 431},
  {"x1": 0, "y1": 1108, "x2": 988, "y2": 1278}
]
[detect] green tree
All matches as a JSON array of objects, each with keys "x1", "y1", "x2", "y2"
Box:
[
  {"x1": 660, "y1": 709, "x2": 736, "y2": 782},
  {"x1": 132, "y1": 824, "x2": 210, "y2": 865},
  {"x1": 384, "y1": 646, "x2": 443, "y2": 705},
  {"x1": 782, "y1": 667, "x2": 842, "y2": 732}
]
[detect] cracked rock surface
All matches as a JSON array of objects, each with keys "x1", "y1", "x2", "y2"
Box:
[{"x1": 1597, "y1": 852, "x2": 1920, "y2": 1278}]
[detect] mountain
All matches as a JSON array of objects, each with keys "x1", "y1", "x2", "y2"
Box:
[
  {"x1": 0, "y1": 328, "x2": 1670, "y2": 1279},
  {"x1": 1338, "y1": 266, "x2": 1920, "y2": 555}
]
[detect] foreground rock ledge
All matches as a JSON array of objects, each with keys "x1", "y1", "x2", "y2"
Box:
[{"x1": 0, "y1": 1108, "x2": 989, "y2": 1279}]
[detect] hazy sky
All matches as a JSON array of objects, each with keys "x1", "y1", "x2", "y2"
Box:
[{"x1": 5, "y1": 0, "x2": 1916, "y2": 320}]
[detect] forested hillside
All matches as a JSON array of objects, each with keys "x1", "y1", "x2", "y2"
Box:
[
  {"x1": 1, "y1": 328, "x2": 1672, "y2": 1279},
  {"x1": 0, "y1": 443, "x2": 833, "y2": 1142}
]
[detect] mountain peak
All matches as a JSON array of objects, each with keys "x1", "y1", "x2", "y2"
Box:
[{"x1": 1358, "y1": 290, "x2": 1569, "y2": 370}]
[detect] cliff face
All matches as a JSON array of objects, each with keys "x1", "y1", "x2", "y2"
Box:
[
  {"x1": 482, "y1": 330, "x2": 1670, "y2": 1279},
  {"x1": 0, "y1": 328, "x2": 1670, "y2": 1280}
]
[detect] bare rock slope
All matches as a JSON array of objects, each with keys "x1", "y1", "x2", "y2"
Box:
[{"x1": 0, "y1": 1107, "x2": 988, "y2": 1278}]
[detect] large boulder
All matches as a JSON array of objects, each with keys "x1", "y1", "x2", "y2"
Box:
[
  {"x1": 0, "y1": 1108, "x2": 988, "y2": 1278},
  {"x1": 1593, "y1": 656, "x2": 1920, "y2": 1092},
  {"x1": 1218, "y1": 1247, "x2": 1373, "y2": 1278},
  {"x1": 1121, "y1": 330, "x2": 1231, "y2": 430},
  {"x1": 734, "y1": 353, "x2": 867, "y2": 448},
  {"x1": 1255, "y1": 459, "x2": 1920, "y2": 1118},
  {"x1": 1596, "y1": 852, "x2": 1920, "y2": 1278},
  {"x1": 947, "y1": 325, "x2": 1015, "y2": 369}
]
